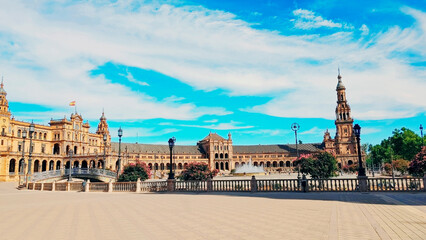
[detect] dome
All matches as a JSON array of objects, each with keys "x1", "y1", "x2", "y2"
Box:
[{"x1": 336, "y1": 75, "x2": 345, "y2": 90}]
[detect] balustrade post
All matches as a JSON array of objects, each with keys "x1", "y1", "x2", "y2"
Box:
[
  {"x1": 250, "y1": 176, "x2": 257, "y2": 193},
  {"x1": 32, "y1": 181, "x2": 35, "y2": 190},
  {"x1": 167, "y1": 179, "x2": 175, "y2": 192},
  {"x1": 52, "y1": 181, "x2": 56, "y2": 192},
  {"x1": 41, "y1": 182, "x2": 44, "y2": 191},
  {"x1": 136, "y1": 178, "x2": 141, "y2": 193},
  {"x1": 207, "y1": 177, "x2": 213, "y2": 192},
  {"x1": 67, "y1": 182, "x2": 70, "y2": 192},
  {"x1": 108, "y1": 180, "x2": 113, "y2": 193},
  {"x1": 85, "y1": 179, "x2": 90, "y2": 192},
  {"x1": 423, "y1": 175, "x2": 426, "y2": 192},
  {"x1": 358, "y1": 176, "x2": 368, "y2": 192},
  {"x1": 301, "y1": 175, "x2": 308, "y2": 192}
]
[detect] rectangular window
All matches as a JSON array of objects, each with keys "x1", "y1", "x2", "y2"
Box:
[{"x1": 18, "y1": 144, "x2": 22, "y2": 151}]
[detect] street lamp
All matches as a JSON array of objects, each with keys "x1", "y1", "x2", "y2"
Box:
[
  {"x1": 20, "y1": 129, "x2": 27, "y2": 186},
  {"x1": 353, "y1": 124, "x2": 366, "y2": 177},
  {"x1": 420, "y1": 124, "x2": 424, "y2": 148},
  {"x1": 27, "y1": 122, "x2": 35, "y2": 183},
  {"x1": 103, "y1": 133, "x2": 107, "y2": 171},
  {"x1": 117, "y1": 127, "x2": 123, "y2": 180},
  {"x1": 168, "y1": 137, "x2": 176, "y2": 180},
  {"x1": 291, "y1": 123, "x2": 300, "y2": 179}
]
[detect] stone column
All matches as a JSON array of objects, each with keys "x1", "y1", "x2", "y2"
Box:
[
  {"x1": 52, "y1": 181, "x2": 56, "y2": 192},
  {"x1": 136, "y1": 178, "x2": 141, "y2": 193},
  {"x1": 85, "y1": 179, "x2": 90, "y2": 192},
  {"x1": 358, "y1": 176, "x2": 368, "y2": 192},
  {"x1": 423, "y1": 175, "x2": 426, "y2": 192},
  {"x1": 167, "y1": 179, "x2": 175, "y2": 192},
  {"x1": 108, "y1": 180, "x2": 113, "y2": 193},
  {"x1": 207, "y1": 178, "x2": 213, "y2": 192},
  {"x1": 250, "y1": 176, "x2": 257, "y2": 193}
]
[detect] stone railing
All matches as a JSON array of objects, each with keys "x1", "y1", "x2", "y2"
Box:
[
  {"x1": 31, "y1": 168, "x2": 117, "y2": 182},
  {"x1": 25, "y1": 176, "x2": 426, "y2": 193}
]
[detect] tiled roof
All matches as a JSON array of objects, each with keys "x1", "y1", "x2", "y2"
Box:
[
  {"x1": 111, "y1": 142, "x2": 324, "y2": 155},
  {"x1": 111, "y1": 142, "x2": 204, "y2": 155},
  {"x1": 233, "y1": 143, "x2": 324, "y2": 154},
  {"x1": 201, "y1": 132, "x2": 226, "y2": 141}
]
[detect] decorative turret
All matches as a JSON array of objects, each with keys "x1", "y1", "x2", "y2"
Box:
[
  {"x1": 0, "y1": 78, "x2": 11, "y2": 117},
  {"x1": 96, "y1": 110, "x2": 109, "y2": 136},
  {"x1": 228, "y1": 132, "x2": 232, "y2": 140}
]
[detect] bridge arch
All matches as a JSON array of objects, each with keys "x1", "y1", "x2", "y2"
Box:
[{"x1": 81, "y1": 160, "x2": 88, "y2": 169}]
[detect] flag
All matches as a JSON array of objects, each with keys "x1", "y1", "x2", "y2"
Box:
[{"x1": 69, "y1": 101, "x2": 76, "y2": 106}]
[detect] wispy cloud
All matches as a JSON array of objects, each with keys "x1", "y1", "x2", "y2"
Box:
[
  {"x1": 291, "y1": 9, "x2": 352, "y2": 30},
  {"x1": 180, "y1": 121, "x2": 253, "y2": 130}
]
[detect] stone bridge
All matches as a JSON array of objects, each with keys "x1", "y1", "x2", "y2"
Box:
[{"x1": 31, "y1": 168, "x2": 117, "y2": 183}]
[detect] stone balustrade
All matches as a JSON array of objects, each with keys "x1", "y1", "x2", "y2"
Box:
[{"x1": 26, "y1": 176, "x2": 426, "y2": 193}]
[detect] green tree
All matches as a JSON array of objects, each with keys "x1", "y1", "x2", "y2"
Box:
[
  {"x1": 118, "y1": 162, "x2": 151, "y2": 182},
  {"x1": 178, "y1": 162, "x2": 219, "y2": 181},
  {"x1": 299, "y1": 152, "x2": 338, "y2": 179}
]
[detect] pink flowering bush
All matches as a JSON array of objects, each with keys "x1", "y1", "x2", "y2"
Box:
[
  {"x1": 178, "y1": 162, "x2": 219, "y2": 181},
  {"x1": 118, "y1": 161, "x2": 152, "y2": 182}
]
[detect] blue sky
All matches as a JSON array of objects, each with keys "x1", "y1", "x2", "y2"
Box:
[{"x1": 1, "y1": 0, "x2": 425, "y2": 145}]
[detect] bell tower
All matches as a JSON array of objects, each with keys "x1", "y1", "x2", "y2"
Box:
[{"x1": 334, "y1": 71, "x2": 356, "y2": 156}]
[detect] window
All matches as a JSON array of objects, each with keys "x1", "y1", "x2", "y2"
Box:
[
  {"x1": 17, "y1": 130, "x2": 21, "y2": 138},
  {"x1": 18, "y1": 144, "x2": 22, "y2": 152}
]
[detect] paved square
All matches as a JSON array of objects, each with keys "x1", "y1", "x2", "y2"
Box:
[{"x1": 0, "y1": 183, "x2": 425, "y2": 240}]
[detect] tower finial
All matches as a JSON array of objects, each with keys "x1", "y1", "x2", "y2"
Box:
[{"x1": 1, "y1": 76, "x2": 4, "y2": 88}]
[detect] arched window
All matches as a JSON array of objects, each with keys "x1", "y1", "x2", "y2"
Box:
[
  {"x1": 215, "y1": 153, "x2": 218, "y2": 159},
  {"x1": 235, "y1": 162, "x2": 239, "y2": 168},
  {"x1": 9, "y1": 159, "x2": 16, "y2": 173},
  {"x1": 74, "y1": 146, "x2": 78, "y2": 155},
  {"x1": 56, "y1": 161, "x2": 61, "y2": 170},
  {"x1": 286, "y1": 161, "x2": 291, "y2": 167},
  {"x1": 44, "y1": 133, "x2": 47, "y2": 140},
  {"x1": 49, "y1": 160, "x2": 54, "y2": 170},
  {"x1": 74, "y1": 161, "x2": 79, "y2": 168},
  {"x1": 178, "y1": 163, "x2": 182, "y2": 170},
  {"x1": 279, "y1": 161, "x2": 284, "y2": 167},
  {"x1": 215, "y1": 162, "x2": 219, "y2": 170},
  {"x1": 220, "y1": 153, "x2": 224, "y2": 159},
  {"x1": 154, "y1": 163, "x2": 159, "y2": 170},
  {"x1": 34, "y1": 160, "x2": 40, "y2": 172},
  {"x1": 225, "y1": 162, "x2": 229, "y2": 170},
  {"x1": 220, "y1": 162, "x2": 224, "y2": 170},
  {"x1": 273, "y1": 161, "x2": 277, "y2": 167},
  {"x1": 53, "y1": 144, "x2": 60, "y2": 155},
  {"x1": 266, "y1": 161, "x2": 271, "y2": 167},
  {"x1": 254, "y1": 162, "x2": 258, "y2": 166},
  {"x1": 19, "y1": 159, "x2": 25, "y2": 173},
  {"x1": 41, "y1": 160, "x2": 47, "y2": 172},
  {"x1": 348, "y1": 160, "x2": 353, "y2": 165},
  {"x1": 225, "y1": 153, "x2": 228, "y2": 159}
]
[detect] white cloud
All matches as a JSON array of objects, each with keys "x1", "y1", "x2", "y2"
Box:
[
  {"x1": 240, "y1": 129, "x2": 291, "y2": 136},
  {"x1": 0, "y1": 1, "x2": 424, "y2": 123},
  {"x1": 180, "y1": 121, "x2": 253, "y2": 130},
  {"x1": 291, "y1": 9, "x2": 351, "y2": 29},
  {"x1": 359, "y1": 24, "x2": 369, "y2": 35}
]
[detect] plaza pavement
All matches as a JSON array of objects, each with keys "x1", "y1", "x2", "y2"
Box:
[{"x1": 0, "y1": 182, "x2": 425, "y2": 240}]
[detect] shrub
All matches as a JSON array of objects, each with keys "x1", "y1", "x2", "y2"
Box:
[
  {"x1": 178, "y1": 162, "x2": 219, "y2": 181},
  {"x1": 408, "y1": 147, "x2": 426, "y2": 177},
  {"x1": 299, "y1": 152, "x2": 338, "y2": 179},
  {"x1": 392, "y1": 159, "x2": 410, "y2": 175},
  {"x1": 118, "y1": 162, "x2": 151, "y2": 182}
]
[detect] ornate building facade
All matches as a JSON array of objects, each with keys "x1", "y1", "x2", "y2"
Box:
[{"x1": 0, "y1": 73, "x2": 361, "y2": 182}]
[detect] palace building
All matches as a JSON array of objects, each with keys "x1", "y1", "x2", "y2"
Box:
[{"x1": 0, "y1": 73, "x2": 361, "y2": 182}]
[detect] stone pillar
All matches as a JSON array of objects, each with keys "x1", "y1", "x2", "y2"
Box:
[
  {"x1": 250, "y1": 176, "x2": 257, "y2": 193},
  {"x1": 136, "y1": 178, "x2": 141, "y2": 193},
  {"x1": 85, "y1": 179, "x2": 90, "y2": 192},
  {"x1": 108, "y1": 180, "x2": 113, "y2": 193},
  {"x1": 358, "y1": 176, "x2": 368, "y2": 192},
  {"x1": 207, "y1": 178, "x2": 213, "y2": 192},
  {"x1": 301, "y1": 175, "x2": 308, "y2": 192},
  {"x1": 67, "y1": 182, "x2": 70, "y2": 192},
  {"x1": 52, "y1": 181, "x2": 56, "y2": 192},
  {"x1": 41, "y1": 182, "x2": 44, "y2": 191},
  {"x1": 167, "y1": 179, "x2": 175, "y2": 192},
  {"x1": 423, "y1": 175, "x2": 426, "y2": 192},
  {"x1": 32, "y1": 181, "x2": 35, "y2": 190}
]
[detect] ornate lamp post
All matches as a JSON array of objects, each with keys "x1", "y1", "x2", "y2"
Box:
[
  {"x1": 168, "y1": 137, "x2": 176, "y2": 180},
  {"x1": 353, "y1": 124, "x2": 366, "y2": 177},
  {"x1": 117, "y1": 127, "x2": 123, "y2": 180},
  {"x1": 291, "y1": 123, "x2": 300, "y2": 179},
  {"x1": 103, "y1": 133, "x2": 107, "y2": 171},
  {"x1": 420, "y1": 124, "x2": 424, "y2": 148},
  {"x1": 27, "y1": 122, "x2": 35, "y2": 183}
]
